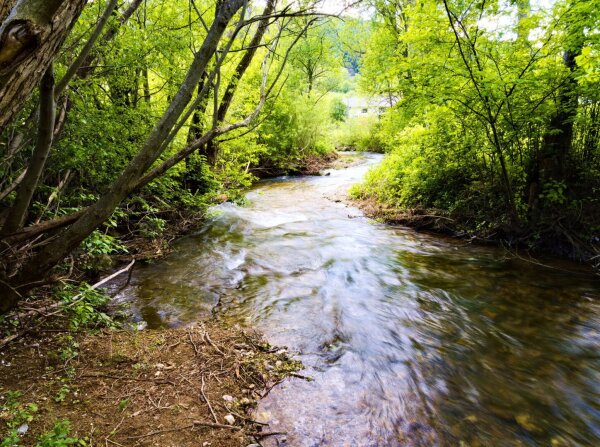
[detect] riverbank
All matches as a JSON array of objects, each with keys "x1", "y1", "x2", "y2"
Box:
[
  {"x1": 0, "y1": 321, "x2": 300, "y2": 446},
  {"x1": 2, "y1": 153, "x2": 352, "y2": 446},
  {"x1": 351, "y1": 195, "x2": 600, "y2": 272}
]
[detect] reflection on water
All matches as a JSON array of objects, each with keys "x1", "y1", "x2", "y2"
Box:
[{"x1": 113, "y1": 153, "x2": 600, "y2": 446}]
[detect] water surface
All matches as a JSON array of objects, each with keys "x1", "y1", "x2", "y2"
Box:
[{"x1": 114, "y1": 153, "x2": 600, "y2": 446}]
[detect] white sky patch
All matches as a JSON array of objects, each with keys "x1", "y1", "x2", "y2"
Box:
[
  {"x1": 316, "y1": 0, "x2": 361, "y2": 15},
  {"x1": 252, "y1": 0, "x2": 370, "y2": 18}
]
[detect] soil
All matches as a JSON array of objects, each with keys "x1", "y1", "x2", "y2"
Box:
[
  {"x1": 352, "y1": 197, "x2": 461, "y2": 237},
  {"x1": 0, "y1": 323, "x2": 301, "y2": 446},
  {"x1": 250, "y1": 151, "x2": 340, "y2": 178}
]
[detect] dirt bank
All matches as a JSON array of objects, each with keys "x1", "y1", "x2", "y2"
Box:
[
  {"x1": 351, "y1": 196, "x2": 599, "y2": 272},
  {"x1": 0, "y1": 323, "x2": 300, "y2": 446}
]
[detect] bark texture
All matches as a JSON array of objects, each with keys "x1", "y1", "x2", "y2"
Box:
[{"x1": 0, "y1": 0, "x2": 86, "y2": 134}]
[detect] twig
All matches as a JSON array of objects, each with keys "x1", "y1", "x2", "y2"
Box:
[
  {"x1": 218, "y1": 403, "x2": 268, "y2": 426},
  {"x1": 200, "y1": 374, "x2": 219, "y2": 424},
  {"x1": 0, "y1": 332, "x2": 26, "y2": 350},
  {"x1": 203, "y1": 330, "x2": 225, "y2": 356},
  {"x1": 126, "y1": 421, "x2": 239, "y2": 440},
  {"x1": 13, "y1": 259, "x2": 136, "y2": 320},
  {"x1": 126, "y1": 424, "x2": 195, "y2": 440},
  {"x1": 79, "y1": 374, "x2": 175, "y2": 386},
  {"x1": 187, "y1": 328, "x2": 199, "y2": 355},
  {"x1": 289, "y1": 372, "x2": 312, "y2": 381},
  {"x1": 249, "y1": 431, "x2": 287, "y2": 437}
]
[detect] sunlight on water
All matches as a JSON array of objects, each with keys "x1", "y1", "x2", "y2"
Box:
[{"x1": 113, "y1": 153, "x2": 600, "y2": 446}]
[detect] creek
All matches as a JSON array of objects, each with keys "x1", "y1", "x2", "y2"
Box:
[{"x1": 114, "y1": 153, "x2": 600, "y2": 446}]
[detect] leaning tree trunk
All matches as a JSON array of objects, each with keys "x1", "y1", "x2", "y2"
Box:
[
  {"x1": 0, "y1": 0, "x2": 86, "y2": 134},
  {"x1": 205, "y1": 0, "x2": 276, "y2": 165}
]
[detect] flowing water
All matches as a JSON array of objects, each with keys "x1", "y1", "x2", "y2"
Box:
[{"x1": 114, "y1": 153, "x2": 600, "y2": 446}]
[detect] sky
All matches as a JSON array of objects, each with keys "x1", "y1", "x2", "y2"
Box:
[
  {"x1": 315, "y1": 0, "x2": 372, "y2": 17},
  {"x1": 250, "y1": 0, "x2": 369, "y2": 18}
]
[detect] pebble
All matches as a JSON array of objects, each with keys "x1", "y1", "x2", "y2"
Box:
[
  {"x1": 254, "y1": 411, "x2": 271, "y2": 424},
  {"x1": 515, "y1": 413, "x2": 540, "y2": 433},
  {"x1": 224, "y1": 414, "x2": 236, "y2": 425},
  {"x1": 222, "y1": 394, "x2": 234, "y2": 402}
]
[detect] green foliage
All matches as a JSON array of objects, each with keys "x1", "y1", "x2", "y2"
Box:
[
  {"x1": 541, "y1": 181, "x2": 567, "y2": 205},
  {"x1": 56, "y1": 284, "x2": 113, "y2": 331},
  {"x1": 0, "y1": 0, "x2": 350, "y2": 277},
  {"x1": 330, "y1": 98, "x2": 348, "y2": 122},
  {"x1": 1, "y1": 393, "x2": 85, "y2": 447},
  {"x1": 354, "y1": 0, "x2": 600, "y2": 255},
  {"x1": 253, "y1": 93, "x2": 335, "y2": 173},
  {"x1": 35, "y1": 420, "x2": 86, "y2": 447},
  {"x1": 332, "y1": 116, "x2": 384, "y2": 152},
  {"x1": 1, "y1": 391, "x2": 38, "y2": 447},
  {"x1": 81, "y1": 231, "x2": 127, "y2": 256},
  {"x1": 118, "y1": 399, "x2": 130, "y2": 413},
  {"x1": 138, "y1": 216, "x2": 167, "y2": 238}
]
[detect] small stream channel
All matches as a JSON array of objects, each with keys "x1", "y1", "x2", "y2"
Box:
[{"x1": 114, "y1": 153, "x2": 600, "y2": 446}]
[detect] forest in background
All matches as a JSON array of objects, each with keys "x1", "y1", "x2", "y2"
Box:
[{"x1": 1, "y1": 0, "x2": 599, "y2": 316}]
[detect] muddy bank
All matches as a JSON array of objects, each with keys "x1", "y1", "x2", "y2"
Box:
[
  {"x1": 250, "y1": 151, "x2": 340, "y2": 178},
  {"x1": 352, "y1": 196, "x2": 600, "y2": 271},
  {"x1": 0, "y1": 323, "x2": 300, "y2": 446}
]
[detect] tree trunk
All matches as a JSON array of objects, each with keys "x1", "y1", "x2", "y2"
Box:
[
  {"x1": 1, "y1": 65, "x2": 55, "y2": 235},
  {"x1": 186, "y1": 71, "x2": 210, "y2": 145},
  {"x1": 528, "y1": 7, "x2": 583, "y2": 221},
  {"x1": 539, "y1": 47, "x2": 580, "y2": 182},
  {"x1": 0, "y1": 0, "x2": 86, "y2": 134},
  {"x1": 205, "y1": 0, "x2": 276, "y2": 164},
  {"x1": 0, "y1": 0, "x2": 16, "y2": 22}
]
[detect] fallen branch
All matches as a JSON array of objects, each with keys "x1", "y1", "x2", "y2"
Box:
[
  {"x1": 200, "y1": 374, "x2": 219, "y2": 424},
  {"x1": 203, "y1": 330, "x2": 225, "y2": 356},
  {"x1": 250, "y1": 431, "x2": 287, "y2": 437},
  {"x1": 13, "y1": 259, "x2": 135, "y2": 320},
  {"x1": 126, "y1": 420, "x2": 239, "y2": 440}
]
